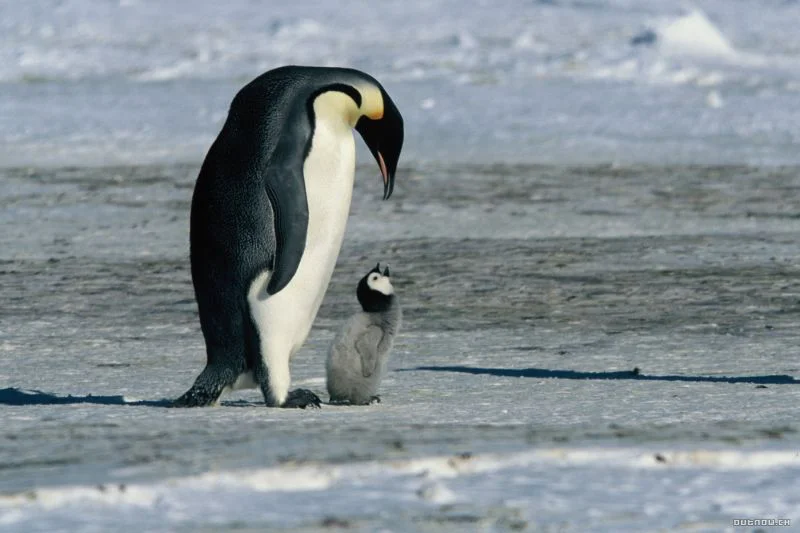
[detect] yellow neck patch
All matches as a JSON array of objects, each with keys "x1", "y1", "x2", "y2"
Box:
[
  {"x1": 312, "y1": 84, "x2": 384, "y2": 127},
  {"x1": 357, "y1": 84, "x2": 384, "y2": 121}
]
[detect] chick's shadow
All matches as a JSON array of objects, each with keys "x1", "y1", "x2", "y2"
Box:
[{"x1": 402, "y1": 366, "x2": 800, "y2": 385}]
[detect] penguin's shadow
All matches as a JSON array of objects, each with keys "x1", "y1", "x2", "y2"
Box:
[
  {"x1": 0, "y1": 388, "x2": 173, "y2": 407},
  {"x1": 403, "y1": 366, "x2": 800, "y2": 385},
  {"x1": 0, "y1": 388, "x2": 297, "y2": 408}
]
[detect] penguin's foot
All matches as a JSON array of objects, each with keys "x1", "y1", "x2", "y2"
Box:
[
  {"x1": 328, "y1": 398, "x2": 352, "y2": 406},
  {"x1": 172, "y1": 387, "x2": 220, "y2": 408},
  {"x1": 172, "y1": 364, "x2": 235, "y2": 407},
  {"x1": 327, "y1": 396, "x2": 380, "y2": 406},
  {"x1": 282, "y1": 388, "x2": 322, "y2": 409}
]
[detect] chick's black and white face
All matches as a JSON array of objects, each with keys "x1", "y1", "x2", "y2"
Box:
[
  {"x1": 366, "y1": 271, "x2": 394, "y2": 296},
  {"x1": 357, "y1": 264, "x2": 395, "y2": 312}
]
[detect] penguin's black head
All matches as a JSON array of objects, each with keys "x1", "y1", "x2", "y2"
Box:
[
  {"x1": 354, "y1": 87, "x2": 404, "y2": 200},
  {"x1": 357, "y1": 263, "x2": 395, "y2": 313}
]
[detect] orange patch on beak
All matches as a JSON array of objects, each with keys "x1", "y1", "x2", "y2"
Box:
[{"x1": 378, "y1": 151, "x2": 389, "y2": 187}]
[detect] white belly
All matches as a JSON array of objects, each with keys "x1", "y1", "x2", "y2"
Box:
[
  {"x1": 281, "y1": 119, "x2": 356, "y2": 344},
  {"x1": 244, "y1": 115, "x2": 356, "y2": 398}
]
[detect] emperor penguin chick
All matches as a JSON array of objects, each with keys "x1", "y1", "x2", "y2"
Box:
[{"x1": 326, "y1": 264, "x2": 402, "y2": 405}]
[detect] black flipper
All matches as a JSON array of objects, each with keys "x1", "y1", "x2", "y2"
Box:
[{"x1": 263, "y1": 156, "x2": 309, "y2": 296}]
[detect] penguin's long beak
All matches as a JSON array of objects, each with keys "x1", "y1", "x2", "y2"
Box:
[{"x1": 355, "y1": 90, "x2": 404, "y2": 200}]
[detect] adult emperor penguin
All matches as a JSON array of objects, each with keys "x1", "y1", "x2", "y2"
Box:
[{"x1": 174, "y1": 66, "x2": 404, "y2": 408}]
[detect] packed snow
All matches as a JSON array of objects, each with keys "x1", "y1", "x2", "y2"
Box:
[{"x1": 1, "y1": 1, "x2": 800, "y2": 531}]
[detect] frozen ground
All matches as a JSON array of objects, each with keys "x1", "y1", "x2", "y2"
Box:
[
  {"x1": 3, "y1": 1, "x2": 800, "y2": 167},
  {"x1": 2, "y1": 0, "x2": 800, "y2": 531},
  {"x1": 2, "y1": 164, "x2": 800, "y2": 531}
]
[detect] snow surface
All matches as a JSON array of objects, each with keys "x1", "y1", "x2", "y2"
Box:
[
  {"x1": 3, "y1": 163, "x2": 800, "y2": 531},
  {"x1": 2, "y1": 448, "x2": 799, "y2": 532},
  {"x1": 2, "y1": 1, "x2": 800, "y2": 531},
  {"x1": 2, "y1": 0, "x2": 800, "y2": 167}
]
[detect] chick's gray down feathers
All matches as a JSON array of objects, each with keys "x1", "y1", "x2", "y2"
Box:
[{"x1": 326, "y1": 302, "x2": 401, "y2": 405}]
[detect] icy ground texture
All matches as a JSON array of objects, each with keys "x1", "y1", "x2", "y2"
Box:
[
  {"x1": 2, "y1": 0, "x2": 800, "y2": 166},
  {"x1": 1, "y1": 164, "x2": 799, "y2": 531}
]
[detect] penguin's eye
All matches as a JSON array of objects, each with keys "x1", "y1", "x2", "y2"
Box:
[{"x1": 370, "y1": 274, "x2": 379, "y2": 282}]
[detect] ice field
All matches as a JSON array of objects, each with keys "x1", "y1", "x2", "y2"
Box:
[{"x1": 2, "y1": 1, "x2": 800, "y2": 531}]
